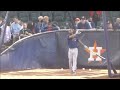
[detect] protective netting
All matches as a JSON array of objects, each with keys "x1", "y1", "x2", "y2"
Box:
[{"x1": 0, "y1": 30, "x2": 120, "y2": 71}]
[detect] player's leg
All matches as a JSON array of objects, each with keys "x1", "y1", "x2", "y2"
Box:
[
  {"x1": 72, "y1": 48, "x2": 78, "y2": 73},
  {"x1": 68, "y1": 48, "x2": 73, "y2": 72}
]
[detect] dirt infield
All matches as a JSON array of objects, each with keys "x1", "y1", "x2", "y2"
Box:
[{"x1": 0, "y1": 69, "x2": 120, "y2": 79}]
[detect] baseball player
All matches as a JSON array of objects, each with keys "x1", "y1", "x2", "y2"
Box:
[{"x1": 67, "y1": 29, "x2": 79, "y2": 75}]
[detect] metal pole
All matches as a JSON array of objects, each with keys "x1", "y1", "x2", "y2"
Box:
[{"x1": 102, "y1": 11, "x2": 112, "y2": 77}]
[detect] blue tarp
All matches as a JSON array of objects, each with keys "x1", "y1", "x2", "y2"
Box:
[{"x1": 0, "y1": 30, "x2": 120, "y2": 71}]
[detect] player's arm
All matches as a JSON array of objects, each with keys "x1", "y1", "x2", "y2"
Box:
[
  {"x1": 70, "y1": 30, "x2": 81, "y2": 39},
  {"x1": 68, "y1": 34, "x2": 76, "y2": 39}
]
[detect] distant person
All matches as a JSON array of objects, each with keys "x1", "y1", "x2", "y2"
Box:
[
  {"x1": 0, "y1": 22, "x2": 11, "y2": 44},
  {"x1": 92, "y1": 11, "x2": 101, "y2": 28},
  {"x1": 77, "y1": 16, "x2": 91, "y2": 29},
  {"x1": 74, "y1": 18, "x2": 80, "y2": 29},
  {"x1": 35, "y1": 16, "x2": 44, "y2": 33},
  {"x1": 114, "y1": 18, "x2": 120, "y2": 29},
  {"x1": 46, "y1": 22, "x2": 60, "y2": 31},
  {"x1": 107, "y1": 20, "x2": 113, "y2": 30},
  {"x1": 18, "y1": 20, "x2": 23, "y2": 30},
  {"x1": 46, "y1": 22, "x2": 53, "y2": 31},
  {"x1": 88, "y1": 17, "x2": 95, "y2": 29},
  {"x1": 11, "y1": 17, "x2": 22, "y2": 43},
  {"x1": 27, "y1": 21, "x2": 35, "y2": 34},
  {"x1": 19, "y1": 23, "x2": 32, "y2": 39},
  {"x1": 4, "y1": 22, "x2": 11, "y2": 44},
  {"x1": 42, "y1": 16, "x2": 49, "y2": 32},
  {"x1": 86, "y1": 19, "x2": 92, "y2": 29}
]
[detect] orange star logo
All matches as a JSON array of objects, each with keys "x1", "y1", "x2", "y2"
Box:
[{"x1": 85, "y1": 41, "x2": 106, "y2": 63}]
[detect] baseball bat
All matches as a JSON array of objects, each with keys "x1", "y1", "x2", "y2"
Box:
[{"x1": 78, "y1": 39, "x2": 106, "y2": 60}]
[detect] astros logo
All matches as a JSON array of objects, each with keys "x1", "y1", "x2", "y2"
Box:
[{"x1": 85, "y1": 41, "x2": 106, "y2": 63}]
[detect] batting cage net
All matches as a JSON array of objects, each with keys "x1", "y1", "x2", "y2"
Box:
[{"x1": 0, "y1": 11, "x2": 120, "y2": 76}]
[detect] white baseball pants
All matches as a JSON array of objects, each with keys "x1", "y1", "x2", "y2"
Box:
[{"x1": 68, "y1": 48, "x2": 78, "y2": 72}]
